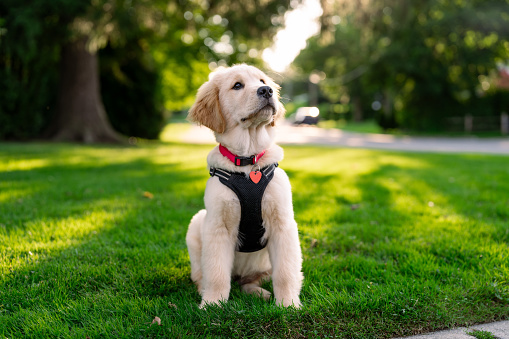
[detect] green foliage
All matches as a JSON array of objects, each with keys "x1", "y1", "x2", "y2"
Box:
[
  {"x1": 100, "y1": 42, "x2": 164, "y2": 139},
  {"x1": 0, "y1": 0, "x2": 295, "y2": 140},
  {"x1": 0, "y1": 56, "x2": 57, "y2": 140},
  {"x1": 0, "y1": 0, "x2": 86, "y2": 139},
  {"x1": 151, "y1": 35, "x2": 211, "y2": 112},
  {"x1": 294, "y1": 0, "x2": 509, "y2": 132},
  {"x1": 370, "y1": 0, "x2": 509, "y2": 131},
  {"x1": 1, "y1": 140, "x2": 509, "y2": 337}
]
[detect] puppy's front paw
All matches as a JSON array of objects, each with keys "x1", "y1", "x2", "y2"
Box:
[
  {"x1": 276, "y1": 297, "x2": 301, "y2": 309},
  {"x1": 199, "y1": 298, "x2": 223, "y2": 310}
]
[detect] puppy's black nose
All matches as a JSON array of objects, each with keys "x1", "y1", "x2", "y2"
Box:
[{"x1": 257, "y1": 86, "x2": 273, "y2": 99}]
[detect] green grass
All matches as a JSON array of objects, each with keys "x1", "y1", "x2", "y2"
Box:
[
  {"x1": 1, "y1": 140, "x2": 508, "y2": 338},
  {"x1": 317, "y1": 119, "x2": 383, "y2": 134},
  {"x1": 467, "y1": 330, "x2": 498, "y2": 339},
  {"x1": 159, "y1": 122, "x2": 191, "y2": 142},
  {"x1": 316, "y1": 119, "x2": 509, "y2": 138}
]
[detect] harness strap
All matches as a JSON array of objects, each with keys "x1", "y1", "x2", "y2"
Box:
[{"x1": 209, "y1": 163, "x2": 278, "y2": 252}]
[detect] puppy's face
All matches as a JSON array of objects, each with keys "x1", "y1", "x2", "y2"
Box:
[{"x1": 188, "y1": 65, "x2": 285, "y2": 133}]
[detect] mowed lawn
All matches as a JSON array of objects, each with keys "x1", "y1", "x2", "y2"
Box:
[{"x1": 1, "y1": 140, "x2": 508, "y2": 338}]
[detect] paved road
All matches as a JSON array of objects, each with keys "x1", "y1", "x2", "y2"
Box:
[
  {"x1": 394, "y1": 320, "x2": 509, "y2": 339},
  {"x1": 181, "y1": 123, "x2": 509, "y2": 155}
]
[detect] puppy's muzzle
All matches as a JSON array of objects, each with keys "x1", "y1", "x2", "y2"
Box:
[
  {"x1": 257, "y1": 86, "x2": 273, "y2": 99},
  {"x1": 240, "y1": 86, "x2": 276, "y2": 122}
]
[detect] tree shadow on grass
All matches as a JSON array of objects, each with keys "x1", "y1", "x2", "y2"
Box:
[
  {"x1": 0, "y1": 143, "x2": 216, "y2": 335},
  {"x1": 287, "y1": 151, "x2": 509, "y2": 337},
  {"x1": 1, "y1": 143, "x2": 321, "y2": 337},
  {"x1": 2, "y1": 144, "x2": 508, "y2": 337}
]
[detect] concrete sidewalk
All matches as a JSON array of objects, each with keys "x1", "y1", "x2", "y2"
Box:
[
  {"x1": 394, "y1": 320, "x2": 509, "y2": 339},
  {"x1": 180, "y1": 123, "x2": 509, "y2": 155}
]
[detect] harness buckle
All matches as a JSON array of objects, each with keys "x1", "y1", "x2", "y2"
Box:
[
  {"x1": 209, "y1": 167, "x2": 216, "y2": 177},
  {"x1": 234, "y1": 155, "x2": 256, "y2": 166}
]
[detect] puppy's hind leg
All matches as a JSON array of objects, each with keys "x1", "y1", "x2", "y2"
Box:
[
  {"x1": 240, "y1": 272, "x2": 272, "y2": 301},
  {"x1": 186, "y1": 209, "x2": 206, "y2": 295}
]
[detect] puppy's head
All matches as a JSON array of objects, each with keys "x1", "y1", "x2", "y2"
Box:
[{"x1": 187, "y1": 64, "x2": 285, "y2": 133}]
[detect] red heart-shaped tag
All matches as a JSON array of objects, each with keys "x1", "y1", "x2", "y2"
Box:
[{"x1": 250, "y1": 171, "x2": 262, "y2": 184}]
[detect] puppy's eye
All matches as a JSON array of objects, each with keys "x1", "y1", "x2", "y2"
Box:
[
  {"x1": 232, "y1": 82, "x2": 244, "y2": 90},
  {"x1": 260, "y1": 79, "x2": 265, "y2": 84}
]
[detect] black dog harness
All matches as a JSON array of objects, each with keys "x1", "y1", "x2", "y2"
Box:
[{"x1": 209, "y1": 163, "x2": 278, "y2": 253}]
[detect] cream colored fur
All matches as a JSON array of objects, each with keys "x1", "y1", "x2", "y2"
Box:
[{"x1": 186, "y1": 64, "x2": 303, "y2": 309}]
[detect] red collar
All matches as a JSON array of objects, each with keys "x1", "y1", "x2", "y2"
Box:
[{"x1": 219, "y1": 144, "x2": 266, "y2": 166}]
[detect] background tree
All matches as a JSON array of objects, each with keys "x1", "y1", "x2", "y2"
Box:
[
  {"x1": 0, "y1": 0, "x2": 71, "y2": 140},
  {"x1": 292, "y1": 0, "x2": 509, "y2": 132},
  {"x1": 369, "y1": 0, "x2": 509, "y2": 131},
  {"x1": 0, "y1": 0, "x2": 295, "y2": 142}
]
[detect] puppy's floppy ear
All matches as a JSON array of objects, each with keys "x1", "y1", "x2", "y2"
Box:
[{"x1": 187, "y1": 80, "x2": 226, "y2": 133}]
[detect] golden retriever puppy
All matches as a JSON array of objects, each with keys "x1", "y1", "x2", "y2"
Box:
[{"x1": 186, "y1": 64, "x2": 303, "y2": 308}]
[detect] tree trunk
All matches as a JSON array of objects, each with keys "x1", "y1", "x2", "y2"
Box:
[
  {"x1": 46, "y1": 36, "x2": 123, "y2": 143},
  {"x1": 352, "y1": 96, "x2": 363, "y2": 122}
]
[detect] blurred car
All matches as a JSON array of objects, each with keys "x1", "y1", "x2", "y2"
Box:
[{"x1": 293, "y1": 107, "x2": 320, "y2": 125}]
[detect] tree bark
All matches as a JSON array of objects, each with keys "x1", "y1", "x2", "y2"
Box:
[
  {"x1": 352, "y1": 96, "x2": 363, "y2": 122},
  {"x1": 46, "y1": 36, "x2": 124, "y2": 143}
]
